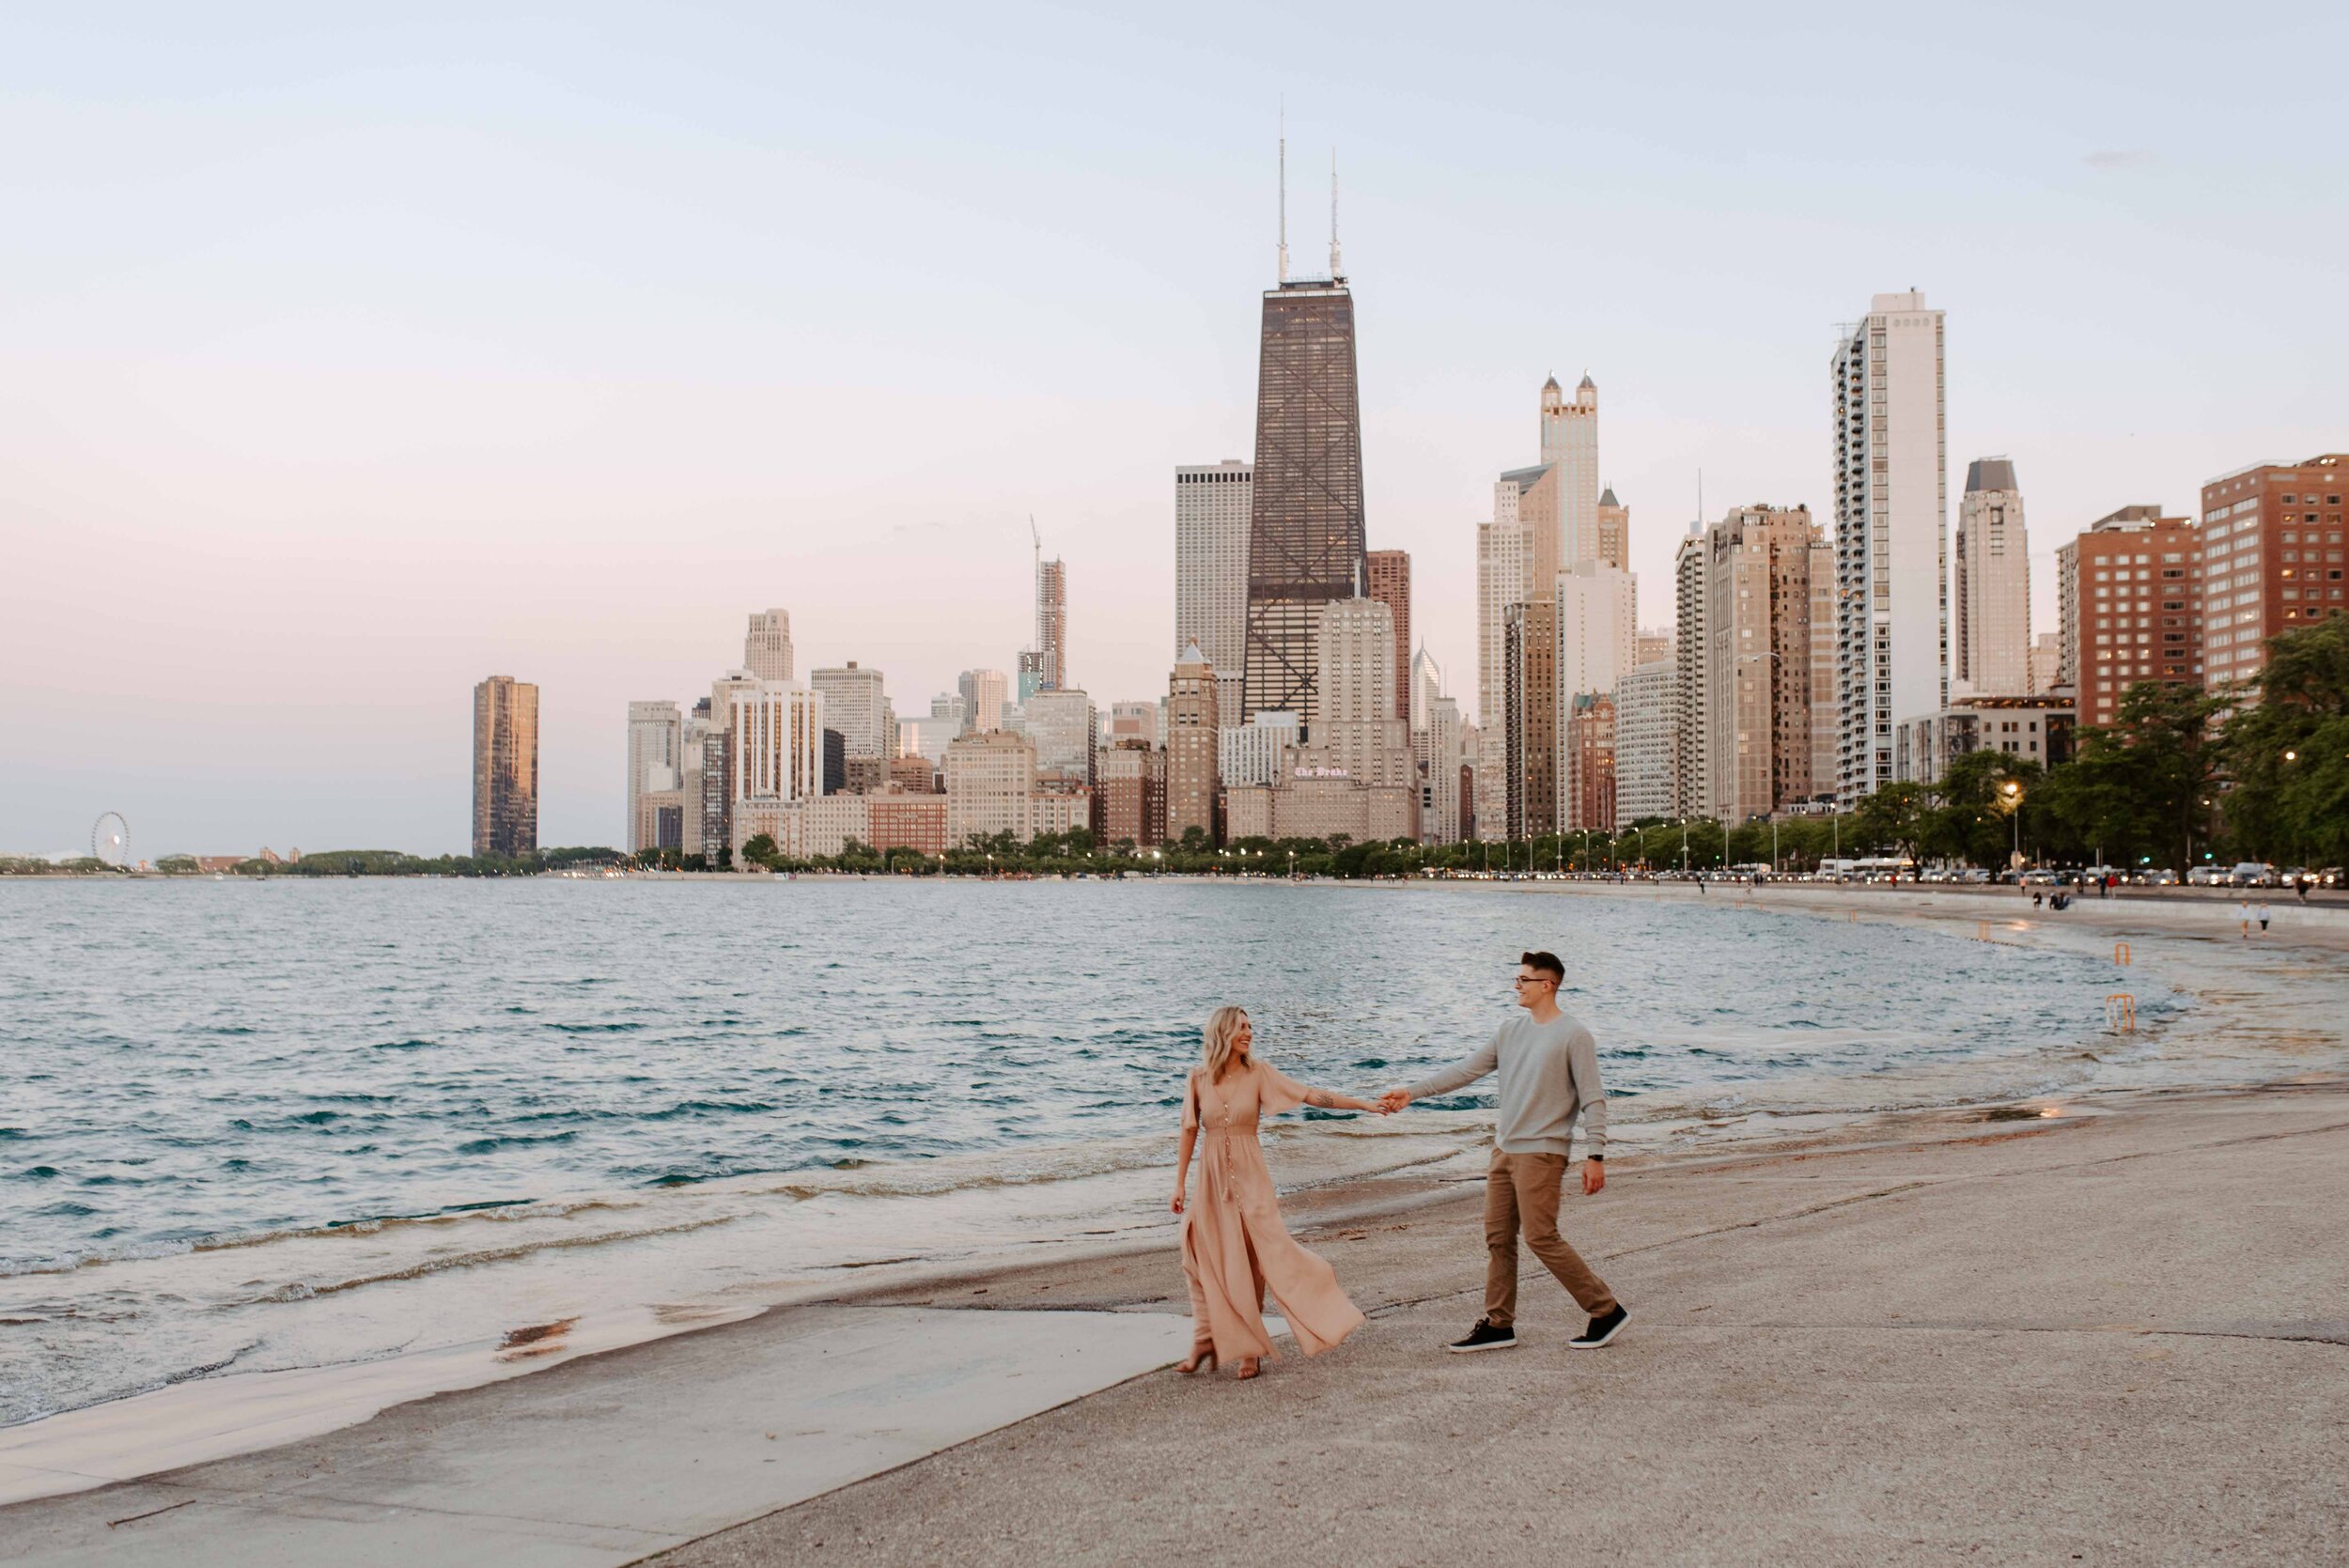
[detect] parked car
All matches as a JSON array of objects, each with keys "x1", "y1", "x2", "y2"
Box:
[
  {"x1": 2229, "y1": 862, "x2": 2279, "y2": 887},
  {"x1": 2140, "y1": 869, "x2": 2178, "y2": 887},
  {"x1": 2187, "y1": 865, "x2": 2229, "y2": 887}
]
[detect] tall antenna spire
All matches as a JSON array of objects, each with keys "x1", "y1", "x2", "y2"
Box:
[
  {"x1": 1276, "y1": 103, "x2": 1289, "y2": 284},
  {"x1": 1329, "y1": 147, "x2": 1342, "y2": 277}
]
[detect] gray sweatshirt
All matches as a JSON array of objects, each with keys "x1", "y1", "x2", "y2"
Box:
[{"x1": 1404, "y1": 1010, "x2": 1608, "y2": 1159}]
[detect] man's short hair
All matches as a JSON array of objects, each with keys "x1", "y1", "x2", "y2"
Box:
[{"x1": 1520, "y1": 950, "x2": 1564, "y2": 983}]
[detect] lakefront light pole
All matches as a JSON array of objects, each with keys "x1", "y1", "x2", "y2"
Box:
[{"x1": 2001, "y1": 779, "x2": 2023, "y2": 869}]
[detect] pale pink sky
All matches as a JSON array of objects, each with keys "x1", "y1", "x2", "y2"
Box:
[{"x1": 6, "y1": 5, "x2": 2342, "y2": 855}]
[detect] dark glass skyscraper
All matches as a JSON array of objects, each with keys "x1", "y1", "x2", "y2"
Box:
[{"x1": 1242, "y1": 277, "x2": 1366, "y2": 738}]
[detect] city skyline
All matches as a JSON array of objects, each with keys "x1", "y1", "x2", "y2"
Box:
[{"x1": 8, "y1": 7, "x2": 2346, "y2": 853}]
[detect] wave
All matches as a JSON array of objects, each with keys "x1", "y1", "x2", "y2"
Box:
[
  {"x1": 241, "y1": 1214, "x2": 740, "y2": 1304},
  {"x1": 454, "y1": 1130, "x2": 578, "y2": 1156}
]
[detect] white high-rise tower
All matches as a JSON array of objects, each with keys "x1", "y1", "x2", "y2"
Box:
[
  {"x1": 1541, "y1": 374, "x2": 1601, "y2": 570},
  {"x1": 1176, "y1": 460, "x2": 1252, "y2": 725},
  {"x1": 1831, "y1": 291, "x2": 1947, "y2": 804}
]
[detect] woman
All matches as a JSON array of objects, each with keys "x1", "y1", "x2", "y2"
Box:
[{"x1": 1170, "y1": 1005, "x2": 1385, "y2": 1380}]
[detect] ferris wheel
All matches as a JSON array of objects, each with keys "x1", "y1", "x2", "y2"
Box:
[{"x1": 91, "y1": 811, "x2": 131, "y2": 867}]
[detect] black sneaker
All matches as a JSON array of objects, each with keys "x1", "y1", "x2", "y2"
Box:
[
  {"x1": 1446, "y1": 1318, "x2": 1517, "y2": 1354},
  {"x1": 1570, "y1": 1304, "x2": 1629, "y2": 1349}
]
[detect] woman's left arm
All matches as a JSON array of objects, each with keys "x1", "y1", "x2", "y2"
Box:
[{"x1": 1301, "y1": 1084, "x2": 1390, "y2": 1114}]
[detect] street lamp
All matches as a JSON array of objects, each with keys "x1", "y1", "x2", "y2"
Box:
[{"x1": 1999, "y1": 779, "x2": 2024, "y2": 870}]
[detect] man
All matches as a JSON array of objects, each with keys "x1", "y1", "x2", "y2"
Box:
[{"x1": 1380, "y1": 952, "x2": 1627, "y2": 1354}]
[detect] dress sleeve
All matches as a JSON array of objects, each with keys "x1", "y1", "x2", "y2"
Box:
[
  {"x1": 1257, "y1": 1062, "x2": 1310, "y2": 1115},
  {"x1": 1181, "y1": 1072, "x2": 1201, "y2": 1131}
]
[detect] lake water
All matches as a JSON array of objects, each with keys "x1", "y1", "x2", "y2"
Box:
[{"x1": 1, "y1": 877, "x2": 2173, "y2": 1432}]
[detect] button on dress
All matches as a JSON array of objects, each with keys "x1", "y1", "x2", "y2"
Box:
[{"x1": 1180, "y1": 1061, "x2": 1366, "y2": 1361}]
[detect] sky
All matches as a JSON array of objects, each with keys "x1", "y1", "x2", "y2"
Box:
[{"x1": 5, "y1": 2, "x2": 2344, "y2": 857}]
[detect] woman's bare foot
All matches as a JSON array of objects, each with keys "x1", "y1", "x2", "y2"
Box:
[{"x1": 1235, "y1": 1356, "x2": 1261, "y2": 1380}]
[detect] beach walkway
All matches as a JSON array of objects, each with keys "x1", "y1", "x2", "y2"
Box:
[
  {"x1": 654, "y1": 1083, "x2": 2349, "y2": 1567},
  {"x1": 7, "y1": 1082, "x2": 2344, "y2": 1566}
]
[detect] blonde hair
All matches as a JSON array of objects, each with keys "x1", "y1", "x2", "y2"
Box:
[{"x1": 1201, "y1": 1005, "x2": 1252, "y2": 1083}]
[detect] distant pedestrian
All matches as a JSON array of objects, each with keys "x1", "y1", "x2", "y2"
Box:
[
  {"x1": 2238, "y1": 900, "x2": 2252, "y2": 939},
  {"x1": 2296, "y1": 876, "x2": 2310, "y2": 904},
  {"x1": 2258, "y1": 902, "x2": 2271, "y2": 933}
]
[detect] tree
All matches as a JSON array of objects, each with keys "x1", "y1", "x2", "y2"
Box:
[
  {"x1": 2221, "y1": 615, "x2": 2349, "y2": 866},
  {"x1": 739, "y1": 833, "x2": 780, "y2": 868},
  {"x1": 1922, "y1": 752, "x2": 2042, "y2": 868},
  {"x1": 2042, "y1": 680, "x2": 2225, "y2": 872},
  {"x1": 1852, "y1": 781, "x2": 1928, "y2": 870}
]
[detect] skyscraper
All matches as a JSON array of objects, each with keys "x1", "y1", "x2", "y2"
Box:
[
  {"x1": 1034, "y1": 551, "x2": 1068, "y2": 691},
  {"x1": 1553, "y1": 561, "x2": 1637, "y2": 831},
  {"x1": 1563, "y1": 694, "x2": 1616, "y2": 835},
  {"x1": 720, "y1": 675, "x2": 824, "y2": 858},
  {"x1": 2059, "y1": 506, "x2": 2202, "y2": 726},
  {"x1": 1176, "y1": 460, "x2": 1252, "y2": 729},
  {"x1": 1672, "y1": 525, "x2": 1709, "y2": 817},
  {"x1": 1420, "y1": 694, "x2": 1465, "y2": 846},
  {"x1": 1242, "y1": 162, "x2": 1366, "y2": 737},
  {"x1": 744, "y1": 610, "x2": 794, "y2": 683},
  {"x1": 472, "y1": 675, "x2": 539, "y2": 859},
  {"x1": 1614, "y1": 658, "x2": 1677, "y2": 825},
  {"x1": 2198, "y1": 454, "x2": 2347, "y2": 688},
  {"x1": 1693, "y1": 505, "x2": 1837, "y2": 822},
  {"x1": 1596, "y1": 486, "x2": 1630, "y2": 572},
  {"x1": 1408, "y1": 645, "x2": 1442, "y2": 737},
  {"x1": 1364, "y1": 550, "x2": 1410, "y2": 721},
  {"x1": 1955, "y1": 458, "x2": 2031, "y2": 695},
  {"x1": 680, "y1": 697, "x2": 710, "y2": 855},
  {"x1": 1024, "y1": 689, "x2": 1097, "y2": 784},
  {"x1": 1093, "y1": 741, "x2": 1166, "y2": 848},
  {"x1": 1312, "y1": 598, "x2": 1414, "y2": 798},
  {"x1": 625, "y1": 700, "x2": 683, "y2": 853},
  {"x1": 1474, "y1": 486, "x2": 1531, "y2": 834},
  {"x1": 1166, "y1": 643, "x2": 1220, "y2": 844},
  {"x1": 1475, "y1": 454, "x2": 1558, "y2": 834},
  {"x1": 810, "y1": 662, "x2": 889, "y2": 759},
  {"x1": 1502, "y1": 600, "x2": 1557, "y2": 841},
  {"x1": 956, "y1": 669, "x2": 1008, "y2": 735},
  {"x1": 1832, "y1": 291, "x2": 1947, "y2": 804},
  {"x1": 1540, "y1": 374, "x2": 1600, "y2": 570},
  {"x1": 944, "y1": 730, "x2": 1035, "y2": 846}
]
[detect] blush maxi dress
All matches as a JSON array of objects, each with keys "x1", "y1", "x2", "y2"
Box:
[{"x1": 1179, "y1": 1060, "x2": 1367, "y2": 1363}]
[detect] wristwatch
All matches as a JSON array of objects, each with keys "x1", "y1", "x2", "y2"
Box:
[{"x1": 1587, "y1": 1154, "x2": 1604, "y2": 1161}]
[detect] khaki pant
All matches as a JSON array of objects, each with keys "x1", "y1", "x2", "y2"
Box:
[{"x1": 1484, "y1": 1148, "x2": 1615, "y2": 1327}]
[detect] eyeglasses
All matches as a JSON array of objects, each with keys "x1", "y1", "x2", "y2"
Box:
[{"x1": 1513, "y1": 975, "x2": 1556, "y2": 988}]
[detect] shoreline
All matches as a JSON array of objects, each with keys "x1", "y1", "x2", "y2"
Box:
[{"x1": 5, "y1": 887, "x2": 2345, "y2": 1563}]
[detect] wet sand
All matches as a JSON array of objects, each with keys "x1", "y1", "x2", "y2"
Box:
[{"x1": 5, "y1": 890, "x2": 2346, "y2": 1566}]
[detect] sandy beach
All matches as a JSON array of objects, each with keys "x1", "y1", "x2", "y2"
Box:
[{"x1": 5, "y1": 887, "x2": 2345, "y2": 1566}]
